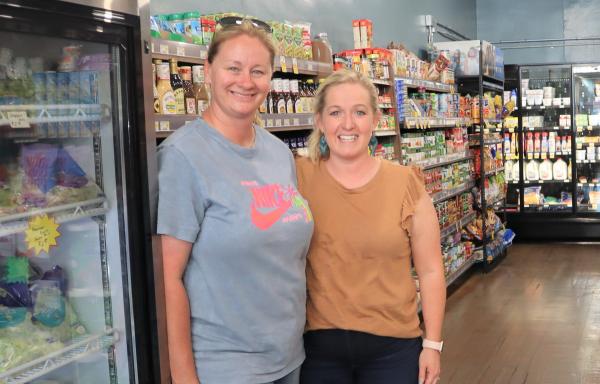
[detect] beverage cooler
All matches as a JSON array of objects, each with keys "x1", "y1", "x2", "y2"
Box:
[
  {"x1": 505, "y1": 63, "x2": 600, "y2": 240},
  {"x1": 0, "y1": 1, "x2": 160, "y2": 383}
]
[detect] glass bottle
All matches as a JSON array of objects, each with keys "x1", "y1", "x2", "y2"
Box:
[
  {"x1": 192, "y1": 65, "x2": 209, "y2": 114},
  {"x1": 169, "y1": 59, "x2": 185, "y2": 114},
  {"x1": 179, "y1": 66, "x2": 196, "y2": 115}
]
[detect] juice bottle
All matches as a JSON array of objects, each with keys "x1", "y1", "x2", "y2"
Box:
[
  {"x1": 156, "y1": 63, "x2": 177, "y2": 114},
  {"x1": 275, "y1": 79, "x2": 286, "y2": 114},
  {"x1": 268, "y1": 79, "x2": 277, "y2": 114},
  {"x1": 192, "y1": 65, "x2": 209, "y2": 114},
  {"x1": 178, "y1": 66, "x2": 196, "y2": 115},
  {"x1": 304, "y1": 79, "x2": 315, "y2": 113},
  {"x1": 169, "y1": 59, "x2": 185, "y2": 114}
]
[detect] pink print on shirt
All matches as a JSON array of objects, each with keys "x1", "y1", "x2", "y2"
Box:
[{"x1": 243, "y1": 182, "x2": 312, "y2": 230}]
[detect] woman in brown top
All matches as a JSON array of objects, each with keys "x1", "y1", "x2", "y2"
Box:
[{"x1": 296, "y1": 69, "x2": 446, "y2": 384}]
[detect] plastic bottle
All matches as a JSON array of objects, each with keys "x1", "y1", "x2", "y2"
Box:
[{"x1": 311, "y1": 33, "x2": 333, "y2": 65}]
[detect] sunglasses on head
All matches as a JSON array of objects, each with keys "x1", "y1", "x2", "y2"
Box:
[{"x1": 217, "y1": 16, "x2": 273, "y2": 34}]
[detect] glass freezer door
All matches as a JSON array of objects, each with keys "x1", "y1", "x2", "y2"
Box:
[
  {"x1": 0, "y1": 21, "x2": 135, "y2": 384},
  {"x1": 573, "y1": 65, "x2": 600, "y2": 212}
]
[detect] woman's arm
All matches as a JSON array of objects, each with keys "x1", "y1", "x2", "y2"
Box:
[
  {"x1": 411, "y1": 193, "x2": 446, "y2": 384},
  {"x1": 162, "y1": 235, "x2": 200, "y2": 384}
]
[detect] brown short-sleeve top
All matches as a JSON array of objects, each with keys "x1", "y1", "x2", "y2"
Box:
[{"x1": 296, "y1": 157, "x2": 427, "y2": 338}]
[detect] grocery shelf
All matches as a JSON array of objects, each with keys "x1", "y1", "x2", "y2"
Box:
[
  {"x1": 262, "y1": 113, "x2": 314, "y2": 132},
  {"x1": 431, "y1": 180, "x2": 476, "y2": 204},
  {"x1": 151, "y1": 38, "x2": 208, "y2": 62},
  {"x1": 412, "y1": 152, "x2": 473, "y2": 170},
  {"x1": 522, "y1": 104, "x2": 570, "y2": 111},
  {"x1": 487, "y1": 194, "x2": 506, "y2": 207},
  {"x1": 577, "y1": 159, "x2": 600, "y2": 164},
  {"x1": 403, "y1": 116, "x2": 471, "y2": 129},
  {"x1": 0, "y1": 197, "x2": 108, "y2": 237},
  {"x1": 440, "y1": 211, "x2": 477, "y2": 239},
  {"x1": 373, "y1": 129, "x2": 397, "y2": 137},
  {"x1": 523, "y1": 126, "x2": 571, "y2": 131},
  {"x1": 523, "y1": 203, "x2": 572, "y2": 210},
  {"x1": 150, "y1": 38, "x2": 332, "y2": 76},
  {"x1": 578, "y1": 182, "x2": 600, "y2": 187},
  {"x1": 576, "y1": 126, "x2": 600, "y2": 132},
  {"x1": 445, "y1": 257, "x2": 476, "y2": 287},
  {"x1": 370, "y1": 78, "x2": 392, "y2": 86},
  {"x1": 0, "y1": 104, "x2": 102, "y2": 128},
  {"x1": 395, "y1": 77, "x2": 455, "y2": 93},
  {"x1": 523, "y1": 179, "x2": 571, "y2": 184},
  {"x1": 469, "y1": 138, "x2": 503, "y2": 146},
  {"x1": 154, "y1": 114, "x2": 200, "y2": 133},
  {"x1": 0, "y1": 328, "x2": 118, "y2": 384},
  {"x1": 484, "y1": 166, "x2": 505, "y2": 177}
]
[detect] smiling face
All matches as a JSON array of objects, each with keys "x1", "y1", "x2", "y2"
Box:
[
  {"x1": 204, "y1": 34, "x2": 272, "y2": 120},
  {"x1": 316, "y1": 82, "x2": 380, "y2": 162}
]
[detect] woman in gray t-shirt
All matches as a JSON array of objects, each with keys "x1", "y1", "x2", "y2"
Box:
[{"x1": 157, "y1": 19, "x2": 313, "y2": 384}]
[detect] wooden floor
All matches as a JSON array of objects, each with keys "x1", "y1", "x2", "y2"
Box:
[{"x1": 442, "y1": 243, "x2": 600, "y2": 384}]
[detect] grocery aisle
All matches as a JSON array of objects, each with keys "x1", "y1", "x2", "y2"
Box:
[{"x1": 441, "y1": 243, "x2": 600, "y2": 384}]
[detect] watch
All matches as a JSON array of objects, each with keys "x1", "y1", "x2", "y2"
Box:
[{"x1": 422, "y1": 339, "x2": 444, "y2": 352}]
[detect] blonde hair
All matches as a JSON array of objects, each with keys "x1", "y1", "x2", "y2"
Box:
[
  {"x1": 307, "y1": 69, "x2": 380, "y2": 162},
  {"x1": 208, "y1": 19, "x2": 276, "y2": 66}
]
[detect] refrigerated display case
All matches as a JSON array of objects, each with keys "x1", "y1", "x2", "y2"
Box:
[
  {"x1": 573, "y1": 64, "x2": 600, "y2": 213},
  {"x1": 505, "y1": 63, "x2": 600, "y2": 241},
  {"x1": 0, "y1": 1, "x2": 160, "y2": 383}
]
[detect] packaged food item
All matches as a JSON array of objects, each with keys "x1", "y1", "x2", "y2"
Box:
[{"x1": 524, "y1": 186, "x2": 542, "y2": 205}]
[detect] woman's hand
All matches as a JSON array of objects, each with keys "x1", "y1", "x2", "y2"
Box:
[{"x1": 418, "y1": 348, "x2": 441, "y2": 384}]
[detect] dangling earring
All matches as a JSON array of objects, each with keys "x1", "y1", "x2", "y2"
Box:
[
  {"x1": 319, "y1": 135, "x2": 329, "y2": 156},
  {"x1": 368, "y1": 134, "x2": 378, "y2": 156}
]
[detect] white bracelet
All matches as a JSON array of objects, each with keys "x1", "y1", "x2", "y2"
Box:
[{"x1": 422, "y1": 339, "x2": 444, "y2": 352}]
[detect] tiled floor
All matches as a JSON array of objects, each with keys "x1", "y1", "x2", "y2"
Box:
[{"x1": 441, "y1": 243, "x2": 600, "y2": 384}]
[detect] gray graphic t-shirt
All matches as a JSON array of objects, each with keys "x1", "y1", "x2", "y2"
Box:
[{"x1": 157, "y1": 119, "x2": 313, "y2": 384}]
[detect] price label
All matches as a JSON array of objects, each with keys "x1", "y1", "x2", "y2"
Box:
[
  {"x1": 577, "y1": 143, "x2": 583, "y2": 149},
  {"x1": 539, "y1": 180, "x2": 544, "y2": 184},
  {"x1": 541, "y1": 154, "x2": 547, "y2": 159},
  {"x1": 307, "y1": 62, "x2": 315, "y2": 72},
  {"x1": 524, "y1": 180, "x2": 530, "y2": 184},
  {"x1": 554, "y1": 126, "x2": 559, "y2": 130},
  {"x1": 540, "y1": 105, "x2": 545, "y2": 109},
  {"x1": 527, "y1": 153, "x2": 532, "y2": 159},
  {"x1": 293, "y1": 118, "x2": 300, "y2": 126},
  {"x1": 176, "y1": 46, "x2": 185, "y2": 57},
  {"x1": 283, "y1": 118, "x2": 290, "y2": 126},
  {"x1": 550, "y1": 153, "x2": 555, "y2": 159},
  {"x1": 7, "y1": 111, "x2": 30, "y2": 128},
  {"x1": 200, "y1": 50, "x2": 208, "y2": 60},
  {"x1": 151, "y1": 42, "x2": 155, "y2": 53},
  {"x1": 577, "y1": 127, "x2": 584, "y2": 132},
  {"x1": 588, "y1": 126, "x2": 593, "y2": 131},
  {"x1": 25, "y1": 214, "x2": 60, "y2": 255},
  {"x1": 275, "y1": 118, "x2": 282, "y2": 126},
  {"x1": 266, "y1": 119, "x2": 274, "y2": 127},
  {"x1": 279, "y1": 56, "x2": 287, "y2": 72},
  {"x1": 543, "y1": 204, "x2": 550, "y2": 208},
  {"x1": 292, "y1": 58, "x2": 299, "y2": 74},
  {"x1": 159, "y1": 121, "x2": 170, "y2": 131},
  {"x1": 159, "y1": 44, "x2": 169, "y2": 54}
]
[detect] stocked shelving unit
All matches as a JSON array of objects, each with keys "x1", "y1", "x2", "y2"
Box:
[
  {"x1": 396, "y1": 74, "x2": 479, "y2": 282},
  {"x1": 150, "y1": 38, "x2": 333, "y2": 147},
  {"x1": 440, "y1": 40, "x2": 511, "y2": 271},
  {"x1": 503, "y1": 63, "x2": 600, "y2": 241}
]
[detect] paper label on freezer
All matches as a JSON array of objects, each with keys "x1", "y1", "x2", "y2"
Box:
[
  {"x1": 7, "y1": 111, "x2": 30, "y2": 128},
  {"x1": 25, "y1": 214, "x2": 60, "y2": 255}
]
